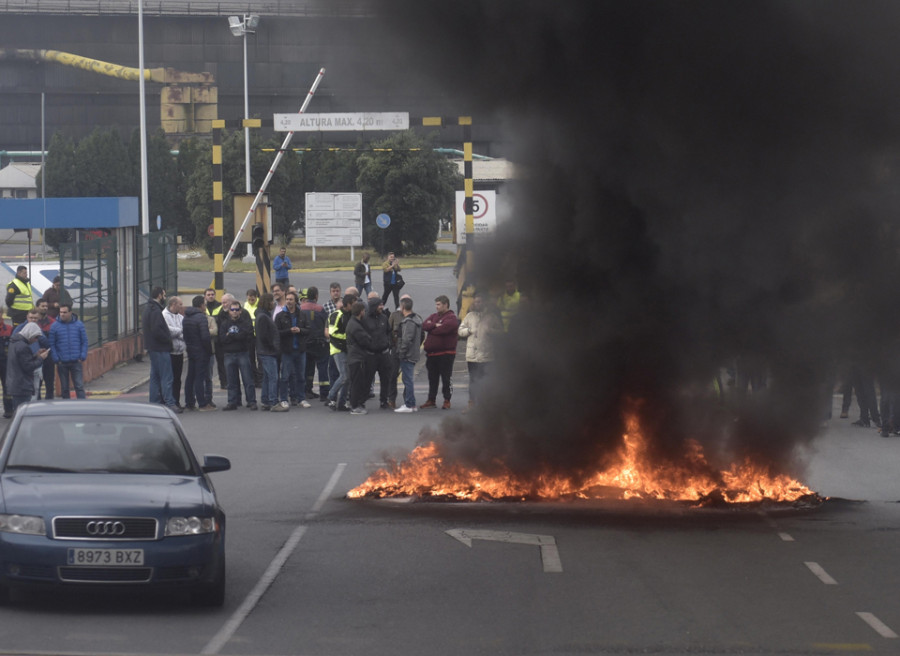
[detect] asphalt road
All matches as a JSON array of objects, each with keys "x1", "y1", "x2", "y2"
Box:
[
  {"x1": 176, "y1": 264, "x2": 457, "y2": 314},
  {"x1": 2, "y1": 328, "x2": 900, "y2": 654}
]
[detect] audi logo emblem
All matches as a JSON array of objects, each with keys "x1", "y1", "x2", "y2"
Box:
[{"x1": 86, "y1": 520, "x2": 126, "y2": 536}]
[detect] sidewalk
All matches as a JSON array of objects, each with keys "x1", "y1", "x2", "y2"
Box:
[{"x1": 83, "y1": 356, "x2": 151, "y2": 397}]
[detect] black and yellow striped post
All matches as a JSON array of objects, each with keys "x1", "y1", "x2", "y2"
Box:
[
  {"x1": 422, "y1": 116, "x2": 475, "y2": 313},
  {"x1": 251, "y1": 222, "x2": 271, "y2": 295},
  {"x1": 211, "y1": 119, "x2": 225, "y2": 299},
  {"x1": 211, "y1": 118, "x2": 265, "y2": 297}
]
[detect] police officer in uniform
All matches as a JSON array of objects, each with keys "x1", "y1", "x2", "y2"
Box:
[{"x1": 5, "y1": 266, "x2": 33, "y2": 327}]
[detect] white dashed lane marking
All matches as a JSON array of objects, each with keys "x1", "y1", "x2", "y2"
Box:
[
  {"x1": 857, "y1": 612, "x2": 899, "y2": 639},
  {"x1": 804, "y1": 561, "x2": 838, "y2": 585}
]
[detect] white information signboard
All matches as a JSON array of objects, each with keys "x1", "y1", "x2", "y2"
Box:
[
  {"x1": 305, "y1": 193, "x2": 363, "y2": 249},
  {"x1": 454, "y1": 190, "x2": 497, "y2": 244},
  {"x1": 275, "y1": 112, "x2": 409, "y2": 132}
]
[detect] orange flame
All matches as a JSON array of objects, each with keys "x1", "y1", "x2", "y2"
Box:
[{"x1": 347, "y1": 413, "x2": 815, "y2": 504}]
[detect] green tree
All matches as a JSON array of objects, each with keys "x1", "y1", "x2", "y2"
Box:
[
  {"x1": 74, "y1": 128, "x2": 135, "y2": 197},
  {"x1": 181, "y1": 130, "x2": 306, "y2": 256},
  {"x1": 356, "y1": 132, "x2": 460, "y2": 256},
  {"x1": 39, "y1": 129, "x2": 135, "y2": 250},
  {"x1": 38, "y1": 133, "x2": 79, "y2": 250},
  {"x1": 184, "y1": 139, "x2": 213, "y2": 255},
  {"x1": 177, "y1": 137, "x2": 210, "y2": 245},
  {"x1": 129, "y1": 129, "x2": 190, "y2": 238}
]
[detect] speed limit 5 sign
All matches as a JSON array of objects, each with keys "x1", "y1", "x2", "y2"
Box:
[{"x1": 454, "y1": 190, "x2": 497, "y2": 244}]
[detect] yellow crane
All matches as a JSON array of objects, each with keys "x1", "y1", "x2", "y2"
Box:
[{"x1": 0, "y1": 48, "x2": 217, "y2": 135}]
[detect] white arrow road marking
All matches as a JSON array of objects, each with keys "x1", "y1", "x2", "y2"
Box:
[{"x1": 446, "y1": 529, "x2": 563, "y2": 573}]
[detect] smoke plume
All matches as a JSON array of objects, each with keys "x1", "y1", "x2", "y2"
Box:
[{"x1": 371, "y1": 1, "x2": 900, "y2": 483}]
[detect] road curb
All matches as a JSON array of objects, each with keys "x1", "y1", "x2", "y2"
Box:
[{"x1": 85, "y1": 374, "x2": 150, "y2": 397}]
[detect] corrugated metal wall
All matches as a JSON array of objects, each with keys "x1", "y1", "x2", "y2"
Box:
[{"x1": 0, "y1": 11, "x2": 498, "y2": 155}]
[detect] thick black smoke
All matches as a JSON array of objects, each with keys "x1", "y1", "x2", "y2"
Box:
[{"x1": 371, "y1": 1, "x2": 900, "y2": 483}]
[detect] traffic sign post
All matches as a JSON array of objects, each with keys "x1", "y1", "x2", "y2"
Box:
[
  {"x1": 305, "y1": 192, "x2": 363, "y2": 261},
  {"x1": 376, "y1": 213, "x2": 391, "y2": 255}
]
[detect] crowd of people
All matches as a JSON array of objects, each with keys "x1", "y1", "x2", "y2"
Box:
[
  {"x1": 838, "y1": 364, "x2": 900, "y2": 438},
  {"x1": 0, "y1": 253, "x2": 526, "y2": 420},
  {"x1": 0, "y1": 265, "x2": 86, "y2": 416},
  {"x1": 140, "y1": 258, "x2": 524, "y2": 417}
]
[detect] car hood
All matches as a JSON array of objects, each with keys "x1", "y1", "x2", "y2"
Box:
[{"x1": 0, "y1": 473, "x2": 218, "y2": 517}]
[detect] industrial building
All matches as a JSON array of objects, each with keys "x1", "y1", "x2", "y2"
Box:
[{"x1": 0, "y1": 1, "x2": 504, "y2": 156}]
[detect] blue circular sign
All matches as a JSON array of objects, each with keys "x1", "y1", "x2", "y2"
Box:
[{"x1": 376, "y1": 213, "x2": 391, "y2": 229}]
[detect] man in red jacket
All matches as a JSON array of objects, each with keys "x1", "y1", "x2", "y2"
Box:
[{"x1": 420, "y1": 295, "x2": 459, "y2": 409}]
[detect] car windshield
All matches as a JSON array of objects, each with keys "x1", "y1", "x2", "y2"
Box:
[{"x1": 4, "y1": 416, "x2": 194, "y2": 475}]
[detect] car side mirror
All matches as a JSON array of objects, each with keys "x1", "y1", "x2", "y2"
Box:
[{"x1": 201, "y1": 454, "x2": 231, "y2": 473}]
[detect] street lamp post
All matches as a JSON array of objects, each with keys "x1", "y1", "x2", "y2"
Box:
[
  {"x1": 228, "y1": 14, "x2": 260, "y2": 195},
  {"x1": 138, "y1": 0, "x2": 150, "y2": 235}
]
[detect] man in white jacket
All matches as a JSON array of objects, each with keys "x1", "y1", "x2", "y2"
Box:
[
  {"x1": 163, "y1": 296, "x2": 186, "y2": 409},
  {"x1": 457, "y1": 292, "x2": 503, "y2": 410}
]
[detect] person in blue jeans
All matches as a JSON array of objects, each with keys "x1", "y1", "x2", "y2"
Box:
[
  {"x1": 48, "y1": 303, "x2": 88, "y2": 399},
  {"x1": 254, "y1": 293, "x2": 280, "y2": 410},
  {"x1": 273, "y1": 291, "x2": 310, "y2": 411},
  {"x1": 327, "y1": 295, "x2": 354, "y2": 411},
  {"x1": 141, "y1": 287, "x2": 181, "y2": 413},
  {"x1": 394, "y1": 297, "x2": 422, "y2": 413},
  {"x1": 218, "y1": 300, "x2": 257, "y2": 411},
  {"x1": 273, "y1": 246, "x2": 292, "y2": 286}
]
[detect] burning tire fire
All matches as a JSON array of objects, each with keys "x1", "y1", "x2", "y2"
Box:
[{"x1": 348, "y1": 414, "x2": 821, "y2": 507}]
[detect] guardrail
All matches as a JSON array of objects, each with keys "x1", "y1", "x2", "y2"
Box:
[{"x1": 0, "y1": 0, "x2": 375, "y2": 17}]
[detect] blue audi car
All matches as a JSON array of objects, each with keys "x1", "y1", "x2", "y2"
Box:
[{"x1": 0, "y1": 401, "x2": 230, "y2": 606}]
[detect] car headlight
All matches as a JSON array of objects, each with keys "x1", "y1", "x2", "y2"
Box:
[
  {"x1": 0, "y1": 514, "x2": 46, "y2": 535},
  {"x1": 165, "y1": 516, "x2": 217, "y2": 536}
]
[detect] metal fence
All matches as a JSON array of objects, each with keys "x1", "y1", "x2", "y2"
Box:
[
  {"x1": 135, "y1": 229, "x2": 177, "y2": 334},
  {"x1": 56, "y1": 228, "x2": 177, "y2": 348},
  {"x1": 58, "y1": 233, "x2": 118, "y2": 348},
  {"x1": 0, "y1": 0, "x2": 375, "y2": 16}
]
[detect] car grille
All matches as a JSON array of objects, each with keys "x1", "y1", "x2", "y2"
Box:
[
  {"x1": 9, "y1": 564, "x2": 55, "y2": 581},
  {"x1": 58, "y1": 567, "x2": 153, "y2": 583},
  {"x1": 52, "y1": 517, "x2": 158, "y2": 541}
]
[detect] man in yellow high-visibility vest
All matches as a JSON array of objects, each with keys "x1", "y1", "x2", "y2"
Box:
[{"x1": 5, "y1": 265, "x2": 34, "y2": 327}]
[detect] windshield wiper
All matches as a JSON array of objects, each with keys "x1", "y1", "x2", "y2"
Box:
[{"x1": 5, "y1": 464, "x2": 77, "y2": 473}]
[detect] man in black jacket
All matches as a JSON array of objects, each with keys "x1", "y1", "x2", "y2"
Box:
[
  {"x1": 346, "y1": 300, "x2": 375, "y2": 415},
  {"x1": 255, "y1": 293, "x2": 280, "y2": 410},
  {"x1": 364, "y1": 296, "x2": 393, "y2": 409},
  {"x1": 218, "y1": 299, "x2": 257, "y2": 411},
  {"x1": 183, "y1": 295, "x2": 214, "y2": 411},
  {"x1": 273, "y1": 291, "x2": 310, "y2": 412},
  {"x1": 142, "y1": 287, "x2": 181, "y2": 413}
]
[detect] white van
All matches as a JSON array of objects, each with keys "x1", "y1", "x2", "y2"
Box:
[{"x1": 0, "y1": 260, "x2": 105, "y2": 307}]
